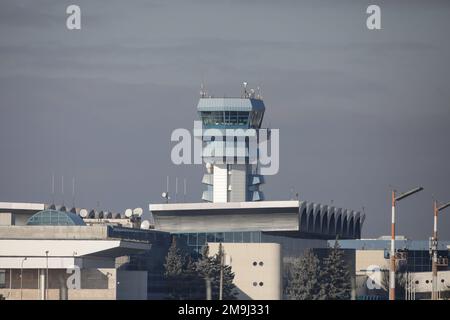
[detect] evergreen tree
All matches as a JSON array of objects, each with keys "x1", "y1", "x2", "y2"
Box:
[
  {"x1": 163, "y1": 237, "x2": 185, "y2": 299},
  {"x1": 286, "y1": 249, "x2": 324, "y2": 300},
  {"x1": 196, "y1": 244, "x2": 237, "y2": 300},
  {"x1": 320, "y1": 240, "x2": 352, "y2": 300}
]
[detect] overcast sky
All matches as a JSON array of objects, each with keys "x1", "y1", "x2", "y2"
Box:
[{"x1": 1, "y1": 0, "x2": 449, "y2": 239}]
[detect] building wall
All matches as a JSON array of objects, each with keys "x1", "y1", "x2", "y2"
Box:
[
  {"x1": 213, "y1": 164, "x2": 228, "y2": 203},
  {"x1": 230, "y1": 165, "x2": 247, "y2": 202},
  {"x1": 116, "y1": 270, "x2": 147, "y2": 300},
  {"x1": 208, "y1": 243, "x2": 282, "y2": 300},
  {"x1": 0, "y1": 268, "x2": 117, "y2": 300},
  {"x1": 0, "y1": 213, "x2": 14, "y2": 226}
]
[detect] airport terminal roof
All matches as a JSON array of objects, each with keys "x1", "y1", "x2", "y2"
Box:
[
  {"x1": 26, "y1": 209, "x2": 86, "y2": 226},
  {"x1": 197, "y1": 97, "x2": 265, "y2": 112}
]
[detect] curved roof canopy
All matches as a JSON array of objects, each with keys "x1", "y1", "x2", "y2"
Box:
[{"x1": 26, "y1": 209, "x2": 85, "y2": 226}]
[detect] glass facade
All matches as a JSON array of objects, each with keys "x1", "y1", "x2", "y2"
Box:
[
  {"x1": 174, "y1": 231, "x2": 261, "y2": 254},
  {"x1": 26, "y1": 209, "x2": 85, "y2": 226},
  {"x1": 201, "y1": 111, "x2": 250, "y2": 126}
]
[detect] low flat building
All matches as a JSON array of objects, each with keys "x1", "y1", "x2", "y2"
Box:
[
  {"x1": 0, "y1": 207, "x2": 171, "y2": 300},
  {"x1": 328, "y1": 237, "x2": 450, "y2": 299}
]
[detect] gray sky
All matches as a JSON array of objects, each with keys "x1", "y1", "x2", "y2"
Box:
[{"x1": 1, "y1": 0, "x2": 449, "y2": 239}]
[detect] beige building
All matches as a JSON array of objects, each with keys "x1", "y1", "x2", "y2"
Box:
[{"x1": 208, "y1": 243, "x2": 282, "y2": 300}]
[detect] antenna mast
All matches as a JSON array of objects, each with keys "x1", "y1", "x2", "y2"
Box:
[{"x1": 61, "y1": 175, "x2": 64, "y2": 206}]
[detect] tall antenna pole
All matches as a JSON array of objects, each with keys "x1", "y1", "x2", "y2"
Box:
[
  {"x1": 166, "y1": 175, "x2": 169, "y2": 204},
  {"x1": 51, "y1": 173, "x2": 55, "y2": 205},
  {"x1": 175, "y1": 177, "x2": 178, "y2": 203},
  {"x1": 72, "y1": 177, "x2": 75, "y2": 208},
  {"x1": 184, "y1": 178, "x2": 187, "y2": 202},
  {"x1": 61, "y1": 176, "x2": 65, "y2": 206}
]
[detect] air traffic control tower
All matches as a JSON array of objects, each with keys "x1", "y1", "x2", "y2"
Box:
[{"x1": 198, "y1": 84, "x2": 266, "y2": 203}]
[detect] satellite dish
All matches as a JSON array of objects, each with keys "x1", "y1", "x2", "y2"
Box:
[
  {"x1": 133, "y1": 207, "x2": 143, "y2": 217},
  {"x1": 205, "y1": 162, "x2": 213, "y2": 174},
  {"x1": 140, "y1": 220, "x2": 151, "y2": 230},
  {"x1": 162, "y1": 192, "x2": 168, "y2": 198},
  {"x1": 124, "y1": 209, "x2": 133, "y2": 218},
  {"x1": 79, "y1": 209, "x2": 88, "y2": 218}
]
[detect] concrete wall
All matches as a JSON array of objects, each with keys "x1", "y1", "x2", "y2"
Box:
[
  {"x1": 0, "y1": 225, "x2": 109, "y2": 240},
  {"x1": 0, "y1": 213, "x2": 14, "y2": 226},
  {"x1": 208, "y1": 243, "x2": 282, "y2": 300},
  {"x1": 0, "y1": 268, "x2": 117, "y2": 300}
]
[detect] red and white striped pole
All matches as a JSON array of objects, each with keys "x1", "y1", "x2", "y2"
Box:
[
  {"x1": 432, "y1": 200, "x2": 438, "y2": 300},
  {"x1": 389, "y1": 190, "x2": 396, "y2": 300}
]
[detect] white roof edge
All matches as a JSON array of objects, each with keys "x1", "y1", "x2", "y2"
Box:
[
  {"x1": 0, "y1": 202, "x2": 45, "y2": 211},
  {"x1": 150, "y1": 200, "x2": 300, "y2": 212}
]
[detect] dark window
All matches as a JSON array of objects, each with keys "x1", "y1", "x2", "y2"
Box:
[
  {"x1": 0, "y1": 270, "x2": 5, "y2": 288},
  {"x1": 198, "y1": 233, "x2": 206, "y2": 246},
  {"x1": 224, "y1": 232, "x2": 233, "y2": 242}
]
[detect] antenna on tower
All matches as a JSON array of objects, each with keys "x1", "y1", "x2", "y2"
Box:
[
  {"x1": 183, "y1": 178, "x2": 187, "y2": 202},
  {"x1": 162, "y1": 176, "x2": 170, "y2": 203},
  {"x1": 61, "y1": 175, "x2": 65, "y2": 206},
  {"x1": 72, "y1": 177, "x2": 76, "y2": 208},
  {"x1": 175, "y1": 177, "x2": 178, "y2": 203},
  {"x1": 51, "y1": 173, "x2": 55, "y2": 205},
  {"x1": 200, "y1": 82, "x2": 208, "y2": 98},
  {"x1": 242, "y1": 82, "x2": 248, "y2": 98}
]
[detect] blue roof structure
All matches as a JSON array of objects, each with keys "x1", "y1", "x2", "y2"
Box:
[{"x1": 26, "y1": 209, "x2": 86, "y2": 226}]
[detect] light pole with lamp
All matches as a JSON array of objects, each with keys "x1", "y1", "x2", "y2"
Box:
[
  {"x1": 431, "y1": 200, "x2": 450, "y2": 300},
  {"x1": 45, "y1": 250, "x2": 49, "y2": 300},
  {"x1": 20, "y1": 257, "x2": 27, "y2": 300},
  {"x1": 389, "y1": 186, "x2": 423, "y2": 301}
]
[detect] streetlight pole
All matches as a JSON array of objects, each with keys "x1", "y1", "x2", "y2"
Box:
[
  {"x1": 20, "y1": 257, "x2": 27, "y2": 300},
  {"x1": 45, "y1": 250, "x2": 49, "y2": 300},
  {"x1": 431, "y1": 200, "x2": 450, "y2": 300},
  {"x1": 390, "y1": 190, "x2": 396, "y2": 301},
  {"x1": 389, "y1": 186, "x2": 423, "y2": 301}
]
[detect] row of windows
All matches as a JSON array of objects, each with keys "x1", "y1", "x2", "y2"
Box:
[
  {"x1": 201, "y1": 111, "x2": 250, "y2": 126},
  {"x1": 174, "y1": 231, "x2": 262, "y2": 254}
]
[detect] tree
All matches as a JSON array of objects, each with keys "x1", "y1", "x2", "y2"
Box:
[
  {"x1": 195, "y1": 244, "x2": 237, "y2": 300},
  {"x1": 286, "y1": 249, "x2": 324, "y2": 300},
  {"x1": 163, "y1": 237, "x2": 185, "y2": 299},
  {"x1": 320, "y1": 241, "x2": 352, "y2": 300}
]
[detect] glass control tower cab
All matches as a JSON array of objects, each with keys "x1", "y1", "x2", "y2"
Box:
[{"x1": 198, "y1": 85, "x2": 266, "y2": 203}]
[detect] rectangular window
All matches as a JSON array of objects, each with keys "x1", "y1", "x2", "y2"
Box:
[
  {"x1": 206, "y1": 233, "x2": 215, "y2": 243},
  {"x1": 251, "y1": 231, "x2": 261, "y2": 243},
  {"x1": 198, "y1": 233, "x2": 206, "y2": 246},
  {"x1": 224, "y1": 232, "x2": 233, "y2": 242},
  {"x1": 0, "y1": 270, "x2": 6, "y2": 289},
  {"x1": 215, "y1": 232, "x2": 224, "y2": 243},
  {"x1": 188, "y1": 233, "x2": 198, "y2": 246},
  {"x1": 234, "y1": 232, "x2": 243, "y2": 243}
]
